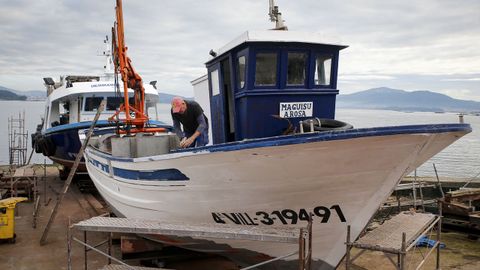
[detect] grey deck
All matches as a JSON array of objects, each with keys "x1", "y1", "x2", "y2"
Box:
[
  {"x1": 353, "y1": 212, "x2": 437, "y2": 252},
  {"x1": 74, "y1": 217, "x2": 302, "y2": 243}
]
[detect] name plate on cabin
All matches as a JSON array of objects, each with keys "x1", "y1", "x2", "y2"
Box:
[{"x1": 279, "y1": 102, "x2": 313, "y2": 118}]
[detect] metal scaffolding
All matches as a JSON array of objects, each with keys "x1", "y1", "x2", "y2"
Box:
[
  {"x1": 345, "y1": 206, "x2": 443, "y2": 270},
  {"x1": 68, "y1": 216, "x2": 313, "y2": 270},
  {"x1": 8, "y1": 111, "x2": 28, "y2": 168}
]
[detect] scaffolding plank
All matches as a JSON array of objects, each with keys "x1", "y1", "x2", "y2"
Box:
[
  {"x1": 98, "y1": 264, "x2": 170, "y2": 270},
  {"x1": 12, "y1": 165, "x2": 36, "y2": 178},
  {"x1": 353, "y1": 212, "x2": 436, "y2": 252},
  {"x1": 74, "y1": 217, "x2": 301, "y2": 243},
  {"x1": 395, "y1": 182, "x2": 436, "y2": 191}
]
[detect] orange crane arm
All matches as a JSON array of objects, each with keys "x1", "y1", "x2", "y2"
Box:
[{"x1": 110, "y1": 0, "x2": 165, "y2": 133}]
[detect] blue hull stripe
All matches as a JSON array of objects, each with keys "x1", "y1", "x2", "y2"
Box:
[
  {"x1": 44, "y1": 120, "x2": 170, "y2": 135},
  {"x1": 113, "y1": 167, "x2": 189, "y2": 181},
  {"x1": 89, "y1": 123, "x2": 472, "y2": 162}
]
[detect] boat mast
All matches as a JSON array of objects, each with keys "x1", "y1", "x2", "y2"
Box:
[
  {"x1": 103, "y1": 35, "x2": 114, "y2": 80},
  {"x1": 268, "y1": 0, "x2": 288, "y2": 30},
  {"x1": 109, "y1": 0, "x2": 164, "y2": 133}
]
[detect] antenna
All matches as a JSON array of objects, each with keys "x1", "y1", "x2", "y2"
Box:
[
  {"x1": 103, "y1": 35, "x2": 113, "y2": 76},
  {"x1": 268, "y1": 0, "x2": 288, "y2": 30}
]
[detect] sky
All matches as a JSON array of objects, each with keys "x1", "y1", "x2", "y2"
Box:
[{"x1": 1, "y1": 0, "x2": 479, "y2": 100}]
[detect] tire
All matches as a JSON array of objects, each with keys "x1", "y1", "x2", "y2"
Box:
[
  {"x1": 300, "y1": 118, "x2": 353, "y2": 132},
  {"x1": 43, "y1": 137, "x2": 56, "y2": 156},
  {"x1": 37, "y1": 137, "x2": 48, "y2": 156}
]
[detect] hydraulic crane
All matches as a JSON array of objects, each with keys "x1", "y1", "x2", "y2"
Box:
[{"x1": 109, "y1": 0, "x2": 165, "y2": 134}]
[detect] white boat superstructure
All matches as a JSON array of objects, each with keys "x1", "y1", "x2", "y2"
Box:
[
  {"x1": 42, "y1": 38, "x2": 160, "y2": 129},
  {"x1": 32, "y1": 38, "x2": 163, "y2": 172}
]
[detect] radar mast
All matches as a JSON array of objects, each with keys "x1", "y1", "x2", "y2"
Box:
[{"x1": 268, "y1": 0, "x2": 288, "y2": 30}]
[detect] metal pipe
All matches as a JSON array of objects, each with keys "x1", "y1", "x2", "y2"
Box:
[
  {"x1": 240, "y1": 251, "x2": 298, "y2": 270},
  {"x1": 437, "y1": 201, "x2": 442, "y2": 270},
  {"x1": 84, "y1": 231, "x2": 87, "y2": 270},
  {"x1": 307, "y1": 215, "x2": 312, "y2": 270},
  {"x1": 43, "y1": 158, "x2": 47, "y2": 205},
  {"x1": 299, "y1": 121, "x2": 304, "y2": 133},
  {"x1": 400, "y1": 232, "x2": 406, "y2": 270},
  {"x1": 85, "y1": 239, "x2": 110, "y2": 252},
  {"x1": 346, "y1": 225, "x2": 351, "y2": 270},
  {"x1": 108, "y1": 232, "x2": 112, "y2": 265},
  {"x1": 299, "y1": 228, "x2": 305, "y2": 270},
  {"x1": 433, "y1": 163, "x2": 445, "y2": 198},
  {"x1": 72, "y1": 237, "x2": 137, "y2": 269},
  {"x1": 67, "y1": 221, "x2": 72, "y2": 270}
]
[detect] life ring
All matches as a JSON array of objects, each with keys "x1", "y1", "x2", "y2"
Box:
[{"x1": 300, "y1": 118, "x2": 353, "y2": 132}]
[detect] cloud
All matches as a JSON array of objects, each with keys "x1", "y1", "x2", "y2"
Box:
[
  {"x1": 442, "y1": 78, "x2": 480, "y2": 82},
  {"x1": 0, "y1": 0, "x2": 479, "y2": 99},
  {"x1": 341, "y1": 74, "x2": 396, "y2": 81}
]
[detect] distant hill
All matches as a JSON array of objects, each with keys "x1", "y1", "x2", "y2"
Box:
[
  {"x1": 337, "y1": 87, "x2": 480, "y2": 113},
  {"x1": 0, "y1": 85, "x2": 44, "y2": 100},
  {"x1": 158, "y1": 92, "x2": 192, "y2": 103},
  {"x1": 0, "y1": 87, "x2": 27, "y2": 101},
  {"x1": 11, "y1": 90, "x2": 45, "y2": 99}
]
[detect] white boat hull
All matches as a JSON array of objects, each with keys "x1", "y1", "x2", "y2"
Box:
[{"x1": 84, "y1": 124, "x2": 470, "y2": 269}]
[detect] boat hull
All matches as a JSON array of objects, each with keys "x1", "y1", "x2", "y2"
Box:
[
  {"x1": 84, "y1": 124, "x2": 470, "y2": 269},
  {"x1": 38, "y1": 120, "x2": 167, "y2": 172}
]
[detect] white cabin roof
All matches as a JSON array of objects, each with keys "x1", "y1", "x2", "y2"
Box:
[
  {"x1": 47, "y1": 81, "x2": 158, "y2": 103},
  {"x1": 211, "y1": 30, "x2": 347, "y2": 61}
]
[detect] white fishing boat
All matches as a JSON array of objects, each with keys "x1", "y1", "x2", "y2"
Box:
[
  {"x1": 84, "y1": 1, "x2": 471, "y2": 269},
  {"x1": 32, "y1": 38, "x2": 166, "y2": 175}
]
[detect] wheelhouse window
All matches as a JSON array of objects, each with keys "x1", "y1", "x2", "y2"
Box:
[
  {"x1": 210, "y1": 69, "x2": 220, "y2": 96},
  {"x1": 255, "y1": 52, "x2": 277, "y2": 86},
  {"x1": 315, "y1": 54, "x2": 333, "y2": 86},
  {"x1": 106, "y1": 96, "x2": 123, "y2": 111},
  {"x1": 287, "y1": 52, "x2": 307, "y2": 86},
  {"x1": 84, "y1": 97, "x2": 103, "y2": 111},
  {"x1": 236, "y1": 56, "x2": 246, "y2": 89}
]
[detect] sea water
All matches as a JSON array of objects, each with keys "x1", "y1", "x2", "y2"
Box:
[
  {"x1": 1, "y1": 101, "x2": 478, "y2": 179},
  {"x1": 336, "y1": 109, "x2": 479, "y2": 179}
]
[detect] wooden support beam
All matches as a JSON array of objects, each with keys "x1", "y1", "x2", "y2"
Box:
[{"x1": 40, "y1": 100, "x2": 106, "y2": 245}]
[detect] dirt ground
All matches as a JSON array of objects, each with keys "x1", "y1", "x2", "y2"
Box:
[
  {"x1": 337, "y1": 232, "x2": 480, "y2": 270},
  {"x1": 0, "y1": 166, "x2": 110, "y2": 270},
  {"x1": 1, "y1": 166, "x2": 479, "y2": 269},
  {"x1": 339, "y1": 232, "x2": 480, "y2": 270}
]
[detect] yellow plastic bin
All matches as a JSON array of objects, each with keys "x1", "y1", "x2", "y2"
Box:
[{"x1": 0, "y1": 197, "x2": 27, "y2": 243}]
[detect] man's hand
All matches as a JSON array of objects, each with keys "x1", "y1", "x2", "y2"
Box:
[
  {"x1": 179, "y1": 137, "x2": 187, "y2": 148},
  {"x1": 180, "y1": 136, "x2": 195, "y2": 148}
]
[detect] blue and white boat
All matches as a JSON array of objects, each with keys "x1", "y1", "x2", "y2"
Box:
[
  {"x1": 32, "y1": 39, "x2": 166, "y2": 174},
  {"x1": 84, "y1": 3, "x2": 471, "y2": 270}
]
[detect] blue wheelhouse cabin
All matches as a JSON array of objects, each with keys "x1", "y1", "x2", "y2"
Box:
[{"x1": 203, "y1": 31, "x2": 347, "y2": 144}]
